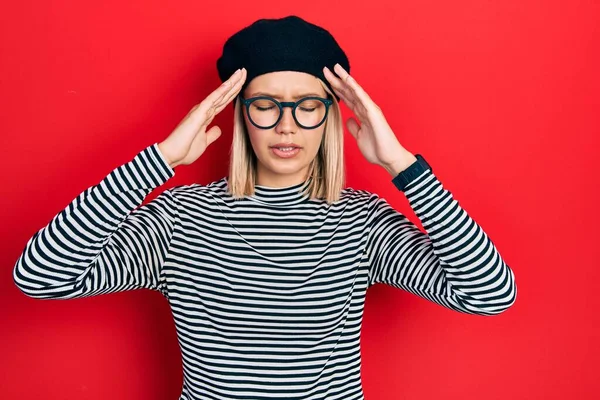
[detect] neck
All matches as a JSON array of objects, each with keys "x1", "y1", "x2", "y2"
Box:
[
  {"x1": 250, "y1": 175, "x2": 314, "y2": 207},
  {"x1": 255, "y1": 165, "x2": 311, "y2": 188}
]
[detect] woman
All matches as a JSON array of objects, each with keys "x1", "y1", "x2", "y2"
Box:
[{"x1": 13, "y1": 15, "x2": 516, "y2": 400}]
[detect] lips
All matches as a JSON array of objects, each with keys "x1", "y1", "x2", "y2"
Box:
[
  {"x1": 270, "y1": 143, "x2": 301, "y2": 148},
  {"x1": 271, "y1": 146, "x2": 301, "y2": 158}
]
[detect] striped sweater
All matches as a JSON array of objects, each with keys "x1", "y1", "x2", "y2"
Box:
[{"x1": 13, "y1": 143, "x2": 517, "y2": 399}]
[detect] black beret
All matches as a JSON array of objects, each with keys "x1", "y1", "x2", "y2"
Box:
[{"x1": 216, "y1": 15, "x2": 350, "y2": 102}]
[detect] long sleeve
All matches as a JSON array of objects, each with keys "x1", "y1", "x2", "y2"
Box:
[
  {"x1": 365, "y1": 168, "x2": 517, "y2": 316},
  {"x1": 13, "y1": 143, "x2": 178, "y2": 300}
]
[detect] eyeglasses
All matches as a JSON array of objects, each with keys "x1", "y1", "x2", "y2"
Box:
[{"x1": 239, "y1": 95, "x2": 333, "y2": 130}]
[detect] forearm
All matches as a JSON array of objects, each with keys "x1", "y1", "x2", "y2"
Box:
[{"x1": 13, "y1": 144, "x2": 176, "y2": 299}]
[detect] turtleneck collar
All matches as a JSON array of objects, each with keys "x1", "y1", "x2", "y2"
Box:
[{"x1": 249, "y1": 177, "x2": 313, "y2": 206}]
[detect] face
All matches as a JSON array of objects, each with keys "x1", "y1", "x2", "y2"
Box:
[{"x1": 241, "y1": 71, "x2": 328, "y2": 188}]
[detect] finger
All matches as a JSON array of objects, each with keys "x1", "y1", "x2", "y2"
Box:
[
  {"x1": 187, "y1": 75, "x2": 236, "y2": 124},
  {"x1": 329, "y1": 72, "x2": 359, "y2": 112},
  {"x1": 195, "y1": 68, "x2": 246, "y2": 129},
  {"x1": 205, "y1": 125, "x2": 222, "y2": 146},
  {"x1": 333, "y1": 86, "x2": 356, "y2": 110},
  {"x1": 210, "y1": 67, "x2": 246, "y2": 118},
  {"x1": 203, "y1": 68, "x2": 244, "y2": 110},
  {"x1": 327, "y1": 68, "x2": 369, "y2": 115},
  {"x1": 323, "y1": 67, "x2": 354, "y2": 101},
  {"x1": 189, "y1": 124, "x2": 221, "y2": 157},
  {"x1": 324, "y1": 67, "x2": 360, "y2": 111},
  {"x1": 333, "y1": 64, "x2": 375, "y2": 110},
  {"x1": 214, "y1": 68, "x2": 247, "y2": 114},
  {"x1": 324, "y1": 66, "x2": 370, "y2": 122},
  {"x1": 328, "y1": 79, "x2": 364, "y2": 116},
  {"x1": 346, "y1": 117, "x2": 360, "y2": 140}
]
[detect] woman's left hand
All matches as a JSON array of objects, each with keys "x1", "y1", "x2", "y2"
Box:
[{"x1": 323, "y1": 63, "x2": 417, "y2": 176}]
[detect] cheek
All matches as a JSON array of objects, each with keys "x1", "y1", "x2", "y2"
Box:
[
  {"x1": 243, "y1": 116, "x2": 266, "y2": 153},
  {"x1": 306, "y1": 129, "x2": 325, "y2": 154},
  {"x1": 247, "y1": 130, "x2": 266, "y2": 155}
]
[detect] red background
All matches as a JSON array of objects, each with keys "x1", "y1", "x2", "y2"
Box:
[{"x1": 2, "y1": 1, "x2": 598, "y2": 399}]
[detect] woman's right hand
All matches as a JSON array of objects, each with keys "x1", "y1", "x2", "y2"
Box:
[{"x1": 158, "y1": 68, "x2": 247, "y2": 168}]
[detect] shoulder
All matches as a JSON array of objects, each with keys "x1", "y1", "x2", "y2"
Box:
[
  {"x1": 163, "y1": 177, "x2": 229, "y2": 203},
  {"x1": 339, "y1": 186, "x2": 381, "y2": 207}
]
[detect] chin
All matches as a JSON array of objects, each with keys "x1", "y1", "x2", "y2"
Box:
[
  {"x1": 269, "y1": 163, "x2": 303, "y2": 174},
  {"x1": 263, "y1": 158, "x2": 306, "y2": 173}
]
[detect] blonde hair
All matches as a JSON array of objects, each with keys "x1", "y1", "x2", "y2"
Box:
[{"x1": 227, "y1": 79, "x2": 345, "y2": 204}]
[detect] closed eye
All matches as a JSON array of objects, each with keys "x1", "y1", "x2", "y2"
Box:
[{"x1": 254, "y1": 105, "x2": 276, "y2": 112}]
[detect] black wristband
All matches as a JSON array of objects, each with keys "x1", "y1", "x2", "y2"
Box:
[{"x1": 391, "y1": 154, "x2": 432, "y2": 192}]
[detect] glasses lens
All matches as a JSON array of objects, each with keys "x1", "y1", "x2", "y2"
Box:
[
  {"x1": 247, "y1": 98, "x2": 328, "y2": 129},
  {"x1": 295, "y1": 98, "x2": 327, "y2": 128},
  {"x1": 248, "y1": 98, "x2": 280, "y2": 128}
]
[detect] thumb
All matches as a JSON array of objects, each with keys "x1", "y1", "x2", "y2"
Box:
[
  {"x1": 346, "y1": 117, "x2": 360, "y2": 140},
  {"x1": 205, "y1": 125, "x2": 222, "y2": 147}
]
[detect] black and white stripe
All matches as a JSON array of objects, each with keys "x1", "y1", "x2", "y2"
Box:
[{"x1": 13, "y1": 143, "x2": 517, "y2": 399}]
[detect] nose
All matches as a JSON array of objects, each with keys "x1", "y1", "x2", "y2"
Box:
[{"x1": 276, "y1": 106, "x2": 297, "y2": 134}]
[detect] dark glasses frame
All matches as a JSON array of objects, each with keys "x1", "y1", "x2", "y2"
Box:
[{"x1": 239, "y1": 94, "x2": 334, "y2": 130}]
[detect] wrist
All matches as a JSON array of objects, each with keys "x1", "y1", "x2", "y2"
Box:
[
  {"x1": 383, "y1": 152, "x2": 418, "y2": 177},
  {"x1": 157, "y1": 142, "x2": 178, "y2": 169}
]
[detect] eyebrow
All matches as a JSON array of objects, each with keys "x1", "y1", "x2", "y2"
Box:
[{"x1": 248, "y1": 92, "x2": 325, "y2": 100}]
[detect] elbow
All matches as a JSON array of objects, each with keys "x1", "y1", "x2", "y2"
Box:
[
  {"x1": 485, "y1": 285, "x2": 517, "y2": 316},
  {"x1": 495, "y1": 269, "x2": 518, "y2": 314},
  {"x1": 13, "y1": 258, "x2": 41, "y2": 299},
  {"x1": 454, "y1": 265, "x2": 517, "y2": 317},
  {"x1": 494, "y1": 263, "x2": 517, "y2": 314},
  {"x1": 12, "y1": 253, "x2": 61, "y2": 300},
  {"x1": 476, "y1": 266, "x2": 518, "y2": 316},
  {"x1": 12, "y1": 237, "x2": 46, "y2": 299},
  {"x1": 13, "y1": 258, "x2": 36, "y2": 298}
]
